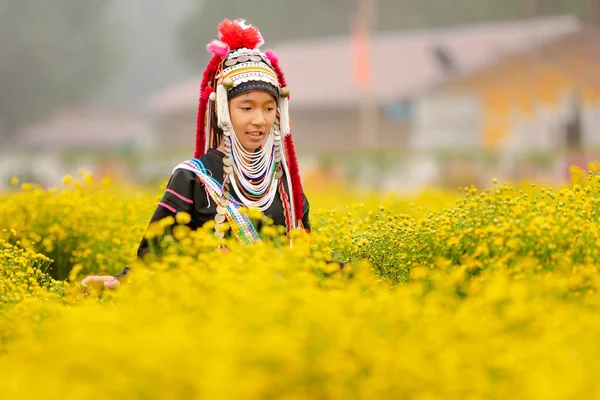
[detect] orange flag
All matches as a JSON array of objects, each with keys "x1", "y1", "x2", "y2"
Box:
[{"x1": 351, "y1": 16, "x2": 372, "y2": 87}]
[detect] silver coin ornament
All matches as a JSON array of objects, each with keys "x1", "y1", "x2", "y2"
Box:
[{"x1": 216, "y1": 205, "x2": 228, "y2": 215}]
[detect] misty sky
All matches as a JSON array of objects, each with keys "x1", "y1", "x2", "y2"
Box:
[{"x1": 100, "y1": 0, "x2": 195, "y2": 106}]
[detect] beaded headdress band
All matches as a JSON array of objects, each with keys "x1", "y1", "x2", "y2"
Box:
[{"x1": 193, "y1": 19, "x2": 304, "y2": 231}]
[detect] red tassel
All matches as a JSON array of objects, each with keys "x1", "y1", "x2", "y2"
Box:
[
  {"x1": 268, "y1": 54, "x2": 302, "y2": 224},
  {"x1": 195, "y1": 55, "x2": 222, "y2": 158},
  {"x1": 284, "y1": 135, "x2": 304, "y2": 225},
  {"x1": 270, "y1": 60, "x2": 287, "y2": 88},
  {"x1": 279, "y1": 180, "x2": 293, "y2": 233}
]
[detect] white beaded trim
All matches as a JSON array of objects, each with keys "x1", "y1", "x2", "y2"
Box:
[{"x1": 230, "y1": 72, "x2": 278, "y2": 88}]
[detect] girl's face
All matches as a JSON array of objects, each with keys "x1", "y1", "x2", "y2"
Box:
[{"x1": 228, "y1": 91, "x2": 277, "y2": 152}]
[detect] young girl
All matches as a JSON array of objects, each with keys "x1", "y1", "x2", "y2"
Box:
[{"x1": 82, "y1": 19, "x2": 310, "y2": 290}]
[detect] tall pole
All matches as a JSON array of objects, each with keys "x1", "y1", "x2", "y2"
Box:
[
  {"x1": 357, "y1": 0, "x2": 378, "y2": 150},
  {"x1": 588, "y1": 0, "x2": 599, "y2": 28},
  {"x1": 525, "y1": 0, "x2": 538, "y2": 143}
]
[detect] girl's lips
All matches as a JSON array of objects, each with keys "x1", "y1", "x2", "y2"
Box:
[{"x1": 246, "y1": 132, "x2": 264, "y2": 140}]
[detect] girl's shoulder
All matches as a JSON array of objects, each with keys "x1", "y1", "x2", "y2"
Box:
[
  {"x1": 171, "y1": 149, "x2": 225, "y2": 184},
  {"x1": 183, "y1": 150, "x2": 224, "y2": 173}
]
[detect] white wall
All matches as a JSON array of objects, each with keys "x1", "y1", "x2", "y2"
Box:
[
  {"x1": 411, "y1": 92, "x2": 483, "y2": 151},
  {"x1": 0, "y1": 152, "x2": 66, "y2": 189}
]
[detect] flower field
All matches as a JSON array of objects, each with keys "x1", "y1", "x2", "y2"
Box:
[{"x1": 2, "y1": 166, "x2": 600, "y2": 399}]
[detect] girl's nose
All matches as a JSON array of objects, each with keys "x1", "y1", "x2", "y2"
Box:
[{"x1": 251, "y1": 112, "x2": 266, "y2": 126}]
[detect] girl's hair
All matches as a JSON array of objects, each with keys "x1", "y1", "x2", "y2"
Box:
[{"x1": 209, "y1": 102, "x2": 223, "y2": 149}]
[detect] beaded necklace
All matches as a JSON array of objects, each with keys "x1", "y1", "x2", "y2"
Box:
[{"x1": 217, "y1": 87, "x2": 283, "y2": 213}]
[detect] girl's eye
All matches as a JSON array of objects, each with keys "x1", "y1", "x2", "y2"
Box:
[
  {"x1": 241, "y1": 107, "x2": 252, "y2": 111},
  {"x1": 266, "y1": 108, "x2": 275, "y2": 112}
]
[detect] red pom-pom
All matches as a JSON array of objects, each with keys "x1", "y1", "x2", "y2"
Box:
[
  {"x1": 218, "y1": 19, "x2": 264, "y2": 50},
  {"x1": 207, "y1": 41, "x2": 230, "y2": 58},
  {"x1": 264, "y1": 49, "x2": 279, "y2": 64},
  {"x1": 201, "y1": 87, "x2": 214, "y2": 100}
]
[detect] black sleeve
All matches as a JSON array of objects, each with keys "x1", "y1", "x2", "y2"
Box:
[
  {"x1": 138, "y1": 168, "x2": 204, "y2": 257},
  {"x1": 113, "y1": 169, "x2": 203, "y2": 278}
]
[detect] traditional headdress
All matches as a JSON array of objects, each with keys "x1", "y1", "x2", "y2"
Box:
[{"x1": 193, "y1": 19, "x2": 305, "y2": 234}]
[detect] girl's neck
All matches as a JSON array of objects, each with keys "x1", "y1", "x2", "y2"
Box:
[{"x1": 216, "y1": 142, "x2": 256, "y2": 164}]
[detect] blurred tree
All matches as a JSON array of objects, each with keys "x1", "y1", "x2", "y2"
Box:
[
  {"x1": 178, "y1": 0, "x2": 589, "y2": 70},
  {"x1": 0, "y1": 0, "x2": 121, "y2": 138},
  {"x1": 100, "y1": 0, "x2": 193, "y2": 105},
  {"x1": 178, "y1": 0, "x2": 351, "y2": 68}
]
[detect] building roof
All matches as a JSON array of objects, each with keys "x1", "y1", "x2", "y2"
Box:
[
  {"x1": 144, "y1": 15, "x2": 582, "y2": 113},
  {"x1": 5, "y1": 109, "x2": 152, "y2": 152},
  {"x1": 436, "y1": 27, "x2": 600, "y2": 93}
]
